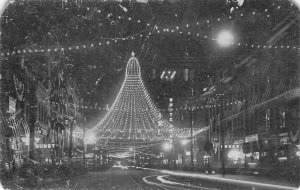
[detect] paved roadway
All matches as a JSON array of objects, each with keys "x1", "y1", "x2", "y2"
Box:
[
  {"x1": 6, "y1": 167, "x2": 297, "y2": 190},
  {"x1": 38, "y1": 166, "x2": 180, "y2": 190},
  {"x1": 41, "y1": 166, "x2": 192, "y2": 190}
]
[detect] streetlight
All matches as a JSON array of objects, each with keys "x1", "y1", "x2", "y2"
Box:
[
  {"x1": 292, "y1": 0, "x2": 300, "y2": 9},
  {"x1": 181, "y1": 139, "x2": 191, "y2": 166},
  {"x1": 129, "y1": 147, "x2": 136, "y2": 162},
  {"x1": 215, "y1": 29, "x2": 234, "y2": 176},
  {"x1": 181, "y1": 139, "x2": 190, "y2": 146},
  {"x1": 216, "y1": 30, "x2": 234, "y2": 48},
  {"x1": 162, "y1": 141, "x2": 174, "y2": 166},
  {"x1": 85, "y1": 133, "x2": 97, "y2": 170},
  {"x1": 186, "y1": 86, "x2": 195, "y2": 167},
  {"x1": 163, "y1": 141, "x2": 172, "y2": 151},
  {"x1": 85, "y1": 133, "x2": 97, "y2": 145}
]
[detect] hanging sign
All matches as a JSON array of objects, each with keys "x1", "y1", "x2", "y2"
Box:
[{"x1": 245, "y1": 134, "x2": 258, "y2": 142}]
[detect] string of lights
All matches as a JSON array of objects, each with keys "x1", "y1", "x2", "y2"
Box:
[
  {"x1": 172, "y1": 10, "x2": 273, "y2": 27},
  {"x1": 38, "y1": 98, "x2": 247, "y2": 113},
  {"x1": 2, "y1": 0, "x2": 299, "y2": 60},
  {"x1": 106, "y1": 140, "x2": 163, "y2": 146},
  {"x1": 82, "y1": 5, "x2": 149, "y2": 26},
  {"x1": 10, "y1": 9, "x2": 145, "y2": 27},
  {"x1": 2, "y1": 7, "x2": 298, "y2": 57},
  {"x1": 0, "y1": 26, "x2": 152, "y2": 57},
  {"x1": 271, "y1": 0, "x2": 297, "y2": 9},
  {"x1": 153, "y1": 25, "x2": 300, "y2": 51},
  {"x1": 167, "y1": 1, "x2": 298, "y2": 30},
  {"x1": 172, "y1": 126, "x2": 209, "y2": 139},
  {"x1": 4, "y1": 25, "x2": 295, "y2": 63},
  {"x1": 1, "y1": 2, "x2": 153, "y2": 57}
]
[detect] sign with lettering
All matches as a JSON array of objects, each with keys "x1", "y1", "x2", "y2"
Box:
[{"x1": 245, "y1": 134, "x2": 258, "y2": 142}]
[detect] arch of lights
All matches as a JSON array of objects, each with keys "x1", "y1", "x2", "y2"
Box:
[{"x1": 86, "y1": 52, "x2": 204, "y2": 141}]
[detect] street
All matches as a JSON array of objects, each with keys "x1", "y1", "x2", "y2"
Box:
[
  {"x1": 3, "y1": 166, "x2": 296, "y2": 190},
  {"x1": 38, "y1": 167, "x2": 173, "y2": 190},
  {"x1": 40, "y1": 167, "x2": 185, "y2": 190}
]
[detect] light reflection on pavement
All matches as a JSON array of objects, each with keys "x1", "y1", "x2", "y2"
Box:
[{"x1": 3, "y1": 167, "x2": 298, "y2": 190}]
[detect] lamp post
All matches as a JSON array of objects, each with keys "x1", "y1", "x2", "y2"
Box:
[
  {"x1": 190, "y1": 109, "x2": 194, "y2": 168},
  {"x1": 172, "y1": 139, "x2": 176, "y2": 168},
  {"x1": 215, "y1": 29, "x2": 234, "y2": 176},
  {"x1": 129, "y1": 147, "x2": 135, "y2": 163},
  {"x1": 68, "y1": 117, "x2": 74, "y2": 163},
  {"x1": 181, "y1": 139, "x2": 189, "y2": 166},
  {"x1": 133, "y1": 148, "x2": 135, "y2": 161},
  {"x1": 93, "y1": 144, "x2": 96, "y2": 170},
  {"x1": 85, "y1": 133, "x2": 97, "y2": 170},
  {"x1": 163, "y1": 141, "x2": 172, "y2": 166},
  {"x1": 82, "y1": 116, "x2": 86, "y2": 173},
  {"x1": 187, "y1": 86, "x2": 194, "y2": 168},
  {"x1": 221, "y1": 120, "x2": 225, "y2": 177}
]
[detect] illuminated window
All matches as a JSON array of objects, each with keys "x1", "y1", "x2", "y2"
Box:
[
  {"x1": 265, "y1": 109, "x2": 270, "y2": 131},
  {"x1": 280, "y1": 107, "x2": 286, "y2": 128}
]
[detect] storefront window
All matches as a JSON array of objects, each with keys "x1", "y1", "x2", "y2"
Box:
[
  {"x1": 246, "y1": 152, "x2": 259, "y2": 168},
  {"x1": 280, "y1": 108, "x2": 286, "y2": 128}
]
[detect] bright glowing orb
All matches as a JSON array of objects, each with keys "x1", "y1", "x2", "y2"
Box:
[
  {"x1": 292, "y1": 0, "x2": 300, "y2": 10},
  {"x1": 181, "y1": 139, "x2": 190, "y2": 146},
  {"x1": 86, "y1": 134, "x2": 97, "y2": 144},
  {"x1": 163, "y1": 142, "x2": 172, "y2": 151},
  {"x1": 217, "y1": 30, "x2": 234, "y2": 47},
  {"x1": 228, "y1": 150, "x2": 243, "y2": 160}
]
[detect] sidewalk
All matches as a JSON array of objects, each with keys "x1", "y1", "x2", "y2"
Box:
[{"x1": 0, "y1": 175, "x2": 59, "y2": 190}]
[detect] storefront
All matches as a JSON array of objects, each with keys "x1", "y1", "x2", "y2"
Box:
[
  {"x1": 226, "y1": 138, "x2": 244, "y2": 167},
  {"x1": 243, "y1": 134, "x2": 259, "y2": 168}
]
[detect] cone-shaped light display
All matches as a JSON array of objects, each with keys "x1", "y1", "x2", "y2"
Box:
[{"x1": 88, "y1": 52, "x2": 204, "y2": 141}]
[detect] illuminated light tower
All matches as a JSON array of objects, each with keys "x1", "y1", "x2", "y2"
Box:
[{"x1": 87, "y1": 52, "x2": 204, "y2": 142}]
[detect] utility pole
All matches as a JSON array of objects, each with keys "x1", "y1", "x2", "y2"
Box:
[
  {"x1": 133, "y1": 147, "x2": 136, "y2": 161},
  {"x1": 68, "y1": 80, "x2": 75, "y2": 164},
  {"x1": 189, "y1": 87, "x2": 194, "y2": 168},
  {"x1": 28, "y1": 66, "x2": 37, "y2": 163},
  {"x1": 221, "y1": 119, "x2": 225, "y2": 177},
  {"x1": 47, "y1": 52, "x2": 55, "y2": 164},
  {"x1": 172, "y1": 139, "x2": 176, "y2": 168},
  {"x1": 68, "y1": 117, "x2": 73, "y2": 162},
  {"x1": 190, "y1": 109, "x2": 194, "y2": 168},
  {"x1": 82, "y1": 116, "x2": 86, "y2": 173}
]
